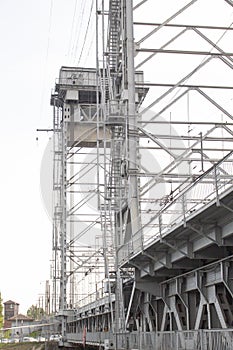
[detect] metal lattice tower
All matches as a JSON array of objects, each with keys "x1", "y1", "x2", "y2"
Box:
[{"x1": 50, "y1": 0, "x2": 233, "y2": 346}]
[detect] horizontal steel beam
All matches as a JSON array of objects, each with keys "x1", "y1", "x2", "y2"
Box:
[
  {"x1": 134, "y1": 22, "x2": 233, "y2": 31},
  {"x1": 136, "y1": 82, "x2": 233, "y2": 89},
  {"x1": 136, "y1": 48, "x2": 233, "y2": 56}
]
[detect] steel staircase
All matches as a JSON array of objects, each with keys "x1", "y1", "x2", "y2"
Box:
[
  {"x1": 108, "y1": 0, "x2": 121, "y2": 71},
  {"x1": 108, "y1": 126, "x2": 127, "y2": 212}
]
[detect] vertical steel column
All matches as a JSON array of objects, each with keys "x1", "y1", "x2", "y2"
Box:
[
  {"x1": 69, "y1": 106, "x2": 75, "y2": 309},
  {"x1": 125, "y1": 0, "x2": 141, "y2": 237},
  {"x1": 52, "y1": 100, "x2": 58, "y2": 315},
  {"x1": 52, "y1": 100, "x2": 62, "y2": 314},
  {"x1": 60, "y1": 118, "x2": 68, "y2": 338},
  {"x1": 114, "y1": 1, "x2": 141, "y2": 345}
]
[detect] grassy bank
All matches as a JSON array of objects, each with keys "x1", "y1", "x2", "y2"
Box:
[{"x1": 0, "y1": 342, "x2": 45, "y2": 350}]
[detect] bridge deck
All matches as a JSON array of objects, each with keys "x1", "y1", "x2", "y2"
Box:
[{"x1": 123, "y1": 186, "x2": 233, "y2": 282}]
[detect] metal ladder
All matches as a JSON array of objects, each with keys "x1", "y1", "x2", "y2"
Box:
[
  {"x1": 108, "y1": 0, "x2": 121, "y2": 71},
  {"x1": 108, "y1": 126, "x2": 127, "y2": 212}
]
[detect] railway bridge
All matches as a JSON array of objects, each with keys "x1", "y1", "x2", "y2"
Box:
[{"x1": 48, "y1": 0, "x2": 233, "y2": 349}]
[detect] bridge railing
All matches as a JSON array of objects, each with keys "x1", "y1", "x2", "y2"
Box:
[
  {"x1": 126, "y1": 329, "x2": 233, "y2": 350},
  {"x1": 118, "y1": 151, "x2": 233, "y2": 264},
  {"x1": 66, "y1": 329, "x2": 233, "y2": 349}
]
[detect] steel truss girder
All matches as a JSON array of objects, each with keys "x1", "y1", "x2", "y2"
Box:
[
  {"x1": 136, "y1": 0, "x2": 198, "y2": 45},
  {"x1": 128, "y1": 258, "x2": 233, "y2": 331},
  {"x1": 124, "y1": 184, "x2": 233, "y2": 278},
  {"x1": 51, "y1": 0, "x2": 233, "y2": 345}
]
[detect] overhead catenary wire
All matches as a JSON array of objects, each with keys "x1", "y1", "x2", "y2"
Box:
[
  {"x1": 39, "y1": 0, "x2": 54, "y2": 123},
  {"x1": 76, "y1": 0, "x2": 95, "y2": 66},
  {"x1": 66, "y1": 0, "x2": 100, "y2": 67},
  {"x1": 70, "y1": 0, "x2": 86, "y2": 63},
  {"x1": 67, "y1": 0, "x2": 78, "y2": 60},
  {"x1": 82, "y1": 26, "x2": 96, "y2": 66}
]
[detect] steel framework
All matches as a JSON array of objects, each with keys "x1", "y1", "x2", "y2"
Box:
[{"x1": 50, "y1": 0, "x2": 233, "y2": 347}]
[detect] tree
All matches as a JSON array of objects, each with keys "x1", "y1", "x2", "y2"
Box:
[
  {"x1": 0, "y1": 293, "x2": 3, "y2": 329},
  {"x1": 27, "y1": 305, "x2": 45, "y2": 320}
]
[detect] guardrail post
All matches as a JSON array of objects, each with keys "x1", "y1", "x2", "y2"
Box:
[
  {"x1": 182, "y1": 194, "x2": 186, "y2": 227},
  {"x1": 200, "y1": 329, "x2": 203, "y2": 350},
  {"x1": 159, "y1": 214, "x2": 162, "y2": 240},
  {"x1": 200, "y1": 329, "x2": 208, "y2": 350},
  {"x1": 214, "y1": 166, "x2": 220, "y2": 206}
]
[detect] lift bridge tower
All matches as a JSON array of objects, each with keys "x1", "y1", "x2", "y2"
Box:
[
  {"x1": 50, "y1": 0, "x2": 233, "y2": 348},
  {"x1": 51, "y1": 0, "x2": 147, "y2": 337}
]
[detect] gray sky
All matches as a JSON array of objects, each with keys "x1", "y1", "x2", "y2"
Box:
[
  {"x1": 0, "y1": 0, "x2": 95, "y2": 313},
  {"x1": 0, "y1": 0, "x2": 233, "y2": 314}
]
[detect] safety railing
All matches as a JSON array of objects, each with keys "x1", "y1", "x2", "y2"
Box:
[
  {"x1": 66, "y1": 329, "x2": 233, "y2": 350},
  {"x1": 118, "y1": 151, "x2": 233, "y2": 264},
  {"x1": 128, "y1": 329, "x2": 233, "y2": 350}
]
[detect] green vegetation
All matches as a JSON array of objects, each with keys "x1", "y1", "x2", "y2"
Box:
[
  {"x1": 28, "y1": 330, "x2": 39, "y2": 338},
  {"x1": 26, "y1": 305, "x2": 45, "y2": 320},
  {"x1": 2, "y1": 330, "x2": 10, "y2": 340},
  {"x1": 0, "y1": 344, "x2": 45, "y2": 350},
  {"x1": 0, "y1": 293, "x2": 3, "y2": 330}
]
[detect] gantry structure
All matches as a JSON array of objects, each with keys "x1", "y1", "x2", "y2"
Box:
[{"x1": 50, "y1": 0, "x2": 233, "y2": 349}]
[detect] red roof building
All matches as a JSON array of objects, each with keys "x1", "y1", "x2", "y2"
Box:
[{"x1": 4, "y1": 300, "x2": 19, "y2": 320}]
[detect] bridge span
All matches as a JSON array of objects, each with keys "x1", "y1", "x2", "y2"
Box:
[
  {"x1": 59, "y1": 180, "x2": 233, "y2": 349},
  {"x1": 47, "y1": 0, "x2": 233, "y2": 349}
]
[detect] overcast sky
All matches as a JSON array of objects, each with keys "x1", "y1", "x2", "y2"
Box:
[
  {"x1": 0, "y1": 0, "x2": 96, "y2": 314},
  {"x1": 0, "y1": 0, "x2": 233, "y2": 315}
]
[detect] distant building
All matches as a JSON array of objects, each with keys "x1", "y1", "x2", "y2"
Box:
[
  {"x1": 3, "y1": 300, "x2": 19, "y2": 329},
  {"x1": 8, "y1": 314, "x2": 34, "y2": 338}
]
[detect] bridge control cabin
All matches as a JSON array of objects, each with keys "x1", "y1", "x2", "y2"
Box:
[{"x1": 50, "y1": 66, "x2": 148, "y2": 148}]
